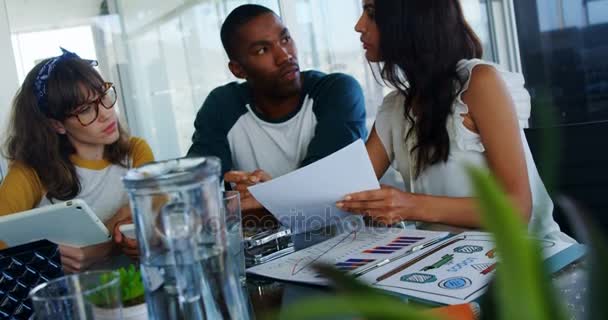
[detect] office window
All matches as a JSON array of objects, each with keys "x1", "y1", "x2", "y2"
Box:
[
  {"x1": 589, "y1": 0, "x2": 608, "y2": 25},
  {"x1": 283, "y1": 0, "x2": 383, "y2": 129},
  {"x1": 114, "y1": 0, "x2": 281, "y2": 160},
  {"x1": 11, "y1": 26, "x2": 98, "y2": 83},
  {"x1": 461, "y1": 0, "x2": 496, "y2": 62},
  {"x1": 514, "y1": 0, "x2": 608, "y2": 125}
]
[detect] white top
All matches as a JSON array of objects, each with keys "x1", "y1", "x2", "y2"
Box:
[
  {"x1": 37, "y1": 164, "x2": 130, "y2": 223},
  {"x1": 32, "y1": 137, "x2": 153, "y2": 223},
  {"x1": 228, "y1": 97, "x2": 318, "y2": 178},
  {"x1": 188, "y1": 71, "x2": 367, "y2": 179},
  {"x1": 374, "y1": 59, "x2": 572, "y2": 242}
]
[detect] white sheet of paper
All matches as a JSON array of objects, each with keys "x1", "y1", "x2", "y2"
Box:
[{"x1": 248, "y1": 139, "x2": 380, "y2": 233}]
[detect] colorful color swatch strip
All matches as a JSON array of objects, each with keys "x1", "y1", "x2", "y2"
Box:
[
  {"x1": 363, "y1": 236, "x2": 425, "y2": 254},
  {"x1": 334, "y1": 258, "x2": 375, "y2": 271}
]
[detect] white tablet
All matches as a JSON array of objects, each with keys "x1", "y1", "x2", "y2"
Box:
[{"x1": 0, "y1": 199, "x2": 110, "y2": 248}]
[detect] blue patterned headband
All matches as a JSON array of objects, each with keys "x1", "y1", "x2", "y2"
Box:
[{"x1": 33, "y1": 48, "x2": 98, "y2": 114}]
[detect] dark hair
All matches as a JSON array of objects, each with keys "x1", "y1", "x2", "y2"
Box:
[
  {"x1": 220, "y1": 4, "x2": 276, "y2": 60},
  {"x1": 375, "y1": 0, "x2": 483, "y2": 176},
  {"x1": 2, "y1": 58, "x2": 130, "y2": 201}
]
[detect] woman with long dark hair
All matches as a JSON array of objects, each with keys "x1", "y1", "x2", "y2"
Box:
[
  {"x1": 0, "y1": 49, "x2": 155, "y2": 271},
  {"x1": 338, "y1": 0, "x2": 570, "y2": 241}
]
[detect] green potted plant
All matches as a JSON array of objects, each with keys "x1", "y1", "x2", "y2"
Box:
[
  {"x1": 118, "y1": 265, "x2": 147, "y2": 319},
  {"x1": 92, "y1": 265, "x2": 147, "y2": 320}
]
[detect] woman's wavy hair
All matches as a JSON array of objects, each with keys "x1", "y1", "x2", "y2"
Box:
[
  {"x1": 374, "y1": 0, "x2": 483, "y2": 176},
  {"x1": 2, "y1": 58, "x2": 130, "y2": 201}
]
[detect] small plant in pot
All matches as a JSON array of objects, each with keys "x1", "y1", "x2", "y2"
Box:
[
  {"x1": 118, "y1": 265, "x2": 147, "y2": 318},
  {"x1": 91, "y1": 265, "x2": 148, "y2": 320}
]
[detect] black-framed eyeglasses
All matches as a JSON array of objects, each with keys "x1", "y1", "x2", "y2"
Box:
[{"x1": 69, "y1": 82, "x2": 117, "y2": 126}]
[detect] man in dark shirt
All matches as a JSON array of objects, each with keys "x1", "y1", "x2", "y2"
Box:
[{"x1": 188, "y1": 4, "x2": 367, "y2": 210}]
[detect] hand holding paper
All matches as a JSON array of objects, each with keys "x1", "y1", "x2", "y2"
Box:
[
  {"x1": 224, "y1": 170, "x2": 271, "y2": 211},
  {"x1": 337, "y1": 185, "x2": 421, "y2": 224},
  {"x1": 248, "y1": 140, "x2": 380, "y2": 233}
]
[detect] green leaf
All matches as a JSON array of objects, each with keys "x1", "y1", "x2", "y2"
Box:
[
  {"x1": 110, "y1": 265, "x2": 146, "y2": 303},
  {"x1": 467, "y1": 166, "x2": 568, "y2": 320},
  {"x1": 273, "y1": 264, "x2": 439, "y2": 320},
  {"x1": 314, "y1": 264, "x2": 387, "y2": 295}
]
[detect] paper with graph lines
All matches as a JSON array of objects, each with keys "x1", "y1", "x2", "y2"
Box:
[{"x1": 246, "y1": 228, "x2": 448, "y2": 285}]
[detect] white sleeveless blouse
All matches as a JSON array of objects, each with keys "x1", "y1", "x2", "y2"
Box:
[{"x1": 374, "y1": 59, "x2": 573, "y2": 242}]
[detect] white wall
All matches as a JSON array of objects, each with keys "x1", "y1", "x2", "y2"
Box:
[{"x1": 0, "y1": 0, "x2": 20, "y2": 178}]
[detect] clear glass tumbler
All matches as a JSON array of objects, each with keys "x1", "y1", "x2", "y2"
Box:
[{"x1": 29, "y1": 270, "x2": 122, "y2": 320}]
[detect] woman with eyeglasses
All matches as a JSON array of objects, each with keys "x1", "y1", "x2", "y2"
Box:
[
  {"x1": 0, "y1": 49, "x2": 155, "y2": 272},
  {"x1": 337, "y1": 1, "x2": 573, "y2": 242}
]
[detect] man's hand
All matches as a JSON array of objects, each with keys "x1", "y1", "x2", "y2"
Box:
[
  {"x1": 224, "y1": 169, "x2": 271, "y2": 211},
  {"x1": 240, "y1": 196, "x2": 264, "y2": 211},
  {"x1": 224, "y1": 170, "x2": 271, "y2": 197}
]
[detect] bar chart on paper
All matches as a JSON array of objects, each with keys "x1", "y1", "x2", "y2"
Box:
[
  {"x1": 247, "y1": 228, "x2": 449, "y2": 285},
  {"x1": 363, "y1": 236, "x2": 426, "y2": 254}
]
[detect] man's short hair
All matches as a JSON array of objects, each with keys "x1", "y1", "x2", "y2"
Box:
[{"x1": 220, "y1": 4, "x2": 277, "y2": 60}]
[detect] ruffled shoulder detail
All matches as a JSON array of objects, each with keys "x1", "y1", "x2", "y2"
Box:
[{"x1": 450, "y1": 59, "x2": 531, "y2": 152}]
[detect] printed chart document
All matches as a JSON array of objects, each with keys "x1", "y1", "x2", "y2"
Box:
[
  {"x1": 248, "y1": 140, "x2": 380, "y2": 233},
  {"x1": 247, "y1": 230, "x2": 583, "y2": 305},
  {"x1": 247, "y1": 228, "x2": 450, "y2": 286},
  {"x1": 370, "y1": 232, "x2": 575, "y2": 305}
]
